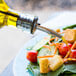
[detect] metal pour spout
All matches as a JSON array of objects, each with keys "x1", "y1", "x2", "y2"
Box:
[
  {"x1": 0, "y1": 10, "x2": 62, "y2": 38},
  {"x1": 36, "y1": 25, "x2": 62, "y2": 38}
]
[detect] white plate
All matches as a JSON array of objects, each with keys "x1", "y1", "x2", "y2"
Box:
[{"x1": 13, "y1": 11, "x2": 76, "y2": 76}]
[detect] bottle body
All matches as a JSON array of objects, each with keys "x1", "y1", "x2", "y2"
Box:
[
  {"x1": 0, "y1": 0, "x2": 38, "y2": 34},
  {"x1": 0, "y1": 0, "x2": 17, "y2": 27}
]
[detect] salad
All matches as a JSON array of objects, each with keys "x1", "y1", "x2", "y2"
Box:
[{"x1": 26, "y1": 24, "x2": 76, "y2": 76}]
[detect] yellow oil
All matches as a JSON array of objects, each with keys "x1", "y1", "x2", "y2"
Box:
[
  {"x1": 62, "y1": 36, "x2": 68, "y2": 46},
  {"x1": 0, "y1": 0, "x2": 17, "y2": 27}
]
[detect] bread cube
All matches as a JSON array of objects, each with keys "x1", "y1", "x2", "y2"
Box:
[
  {"x1": 39, "y1": 58, "x2": 49, "y2": 73},
  {"x1": 49, "y1": 55, "x2": 63, "y2": 71},
  {"x1": 64, "y1": 29, "x2": 76, "y2": 43}
]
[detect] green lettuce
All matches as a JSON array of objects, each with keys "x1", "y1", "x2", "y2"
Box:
[
  {"x1": 64, "y1": 64, "x2": 76, "y2": 73},
  {"x1": 27, "y1": 63, "x2": 64, "y2": 76},
  {"x1": 27, "y1": 63, "x2": 76, "y2": 76}
]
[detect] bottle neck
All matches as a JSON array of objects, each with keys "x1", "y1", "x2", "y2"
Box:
[{"x1": 0, "y1": 9, "x2": 36, "y2": 33}]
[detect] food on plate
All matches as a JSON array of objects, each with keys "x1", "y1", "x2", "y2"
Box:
[
  {"x1": 56, "y1": 29, "x2": 60, "y2": 32},
  {"x1": 63, "y1": 24, "x2": 76, "y2": 30},
  {"x1": 64, "y1": 29, "x2": 76, "y2": 43},
  {"x1": 26, "y1": 51, "x2": 38, "y2": 62},
  {"x1": 26, "y1": 25, "x2": 76, "y2": 76},
  {"x1": 49, "y1": 55, "x2": 63, "y2": 71},
  {"x1": 39, "y1": 58, "x2": 49, "y2": 73},
  {"x1": 58, "y1": 43, "x2": 72, "y2": 57},
  {"x1": 70, "y1": 49, "x2": 76, "y2": 58}
]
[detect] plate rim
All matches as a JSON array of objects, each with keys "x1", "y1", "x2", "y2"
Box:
[{"x1": 13, "y1": 11, "x2": 76, "y2": 76}]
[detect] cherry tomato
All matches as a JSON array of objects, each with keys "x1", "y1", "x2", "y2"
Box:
[
  {"x1": 26, "y1": 51, "x2": 38, "y2": 63},
  {"x1": 70, "y1": 49, "x2": 76, "y2": 58},
  {"x1": 68, "y1": 43, "x2": 72, "y2": 48},
  {"x1": 59, "y1": 43, "x2": 72, "y2": 57}
]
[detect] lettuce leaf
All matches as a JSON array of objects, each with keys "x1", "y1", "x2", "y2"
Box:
[
  {"x1": 63, "y1": 72, "x2": 76, "y2": 76},
  {"x1": 63, "y1": 24, "x2": 76, "y2": 30},
  {"x1": 64, "y1": 64, "x2": 76, "y2": 73},
  {"x1": 27, "y1": 63, "x2": 64, "y2": 76},
  {"x1": 27, "y1": 63, "x2": 76, "y2": 76}
]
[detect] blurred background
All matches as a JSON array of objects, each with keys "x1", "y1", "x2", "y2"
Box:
[
  {"x1": 1, "y1": 0, "x2": 76, "y2": 74},
  {"x1": 5, "y1": 0, "x2": 76, "y2": 23}
]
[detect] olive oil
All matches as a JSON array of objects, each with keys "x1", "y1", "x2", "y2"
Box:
[
  {"x1": 0, "y1": 0, "x2": 17, "y2": 27},
  {"x1": 0, "y1": 0, "x2": 38, "y2": 33},
  {"x1": 0, "y1": 0, "x2": 63, "y2": 37}
]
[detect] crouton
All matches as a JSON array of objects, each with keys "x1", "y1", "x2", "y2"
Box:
[
  {"x1": 49, "y1": 55, "x2": 63, "y2": 71},
  {"x1": 64, "y1": 29, "x2": 76, "y2": 43},
  {"x1": 39, "y1": 58, "x2": 49, "y2": 73}
]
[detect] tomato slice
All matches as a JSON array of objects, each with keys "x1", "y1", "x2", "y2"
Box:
[
  {"x1": 68, "y1": 43, "x2": 72, "y2": 48},
  {"x1": 59, "y1": 43, "x2": 72, "y2": 57},
  {"x1": 70, "y1": 49, "x2": 76, "y2": 58},
  {"x1": 26, "y1": 51, "x2": 38, "y2": 63}
]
